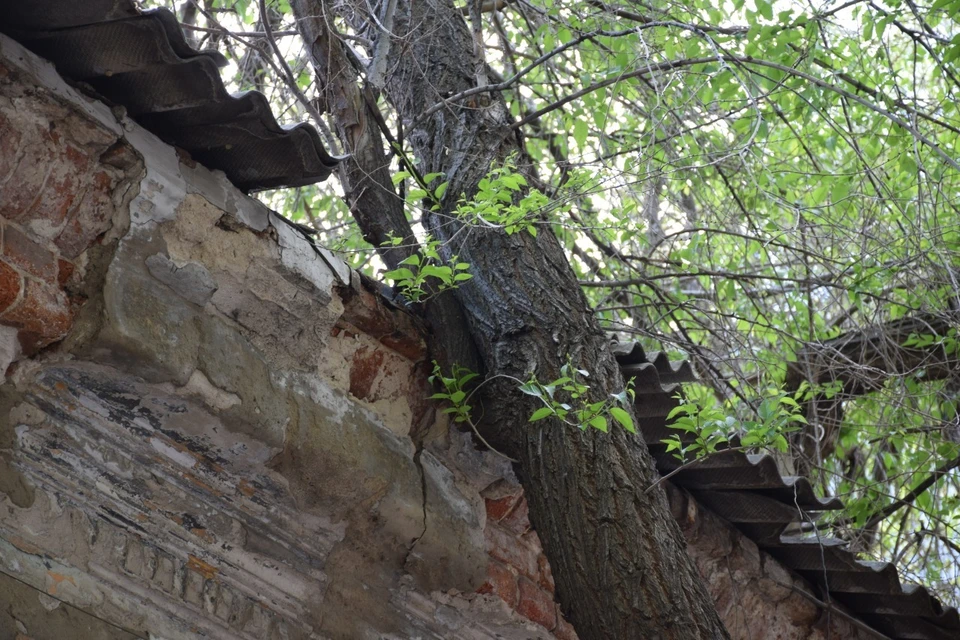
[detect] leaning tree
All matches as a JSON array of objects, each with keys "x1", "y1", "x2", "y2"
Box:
[{"x1": 166, "y1": 0, "x2": 960, "y2": 630}]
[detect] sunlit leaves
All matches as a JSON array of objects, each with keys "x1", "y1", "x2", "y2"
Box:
[{"x1": 144, "y1": 0, "x2": 960, "y2": 601}]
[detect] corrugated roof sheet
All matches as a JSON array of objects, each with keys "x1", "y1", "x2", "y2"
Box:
[
  {"x1": 615, "y1": 342, "x2": 960, "y2": 640},
  {"x1": 0, "y1": 0, "x2": 339, "y2": 191}
]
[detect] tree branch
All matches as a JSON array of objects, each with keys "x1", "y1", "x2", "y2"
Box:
[{"x1": 863, "y1": 453, "x2": 960, "y2": 531}]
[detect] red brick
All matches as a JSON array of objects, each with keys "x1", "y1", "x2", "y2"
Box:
[
  {"x1": 521, "y1": 530, "x2": 544, "y2": 555},
  {"x1": 517, "y1": 576, "x2": 557, "y2": 630},
  {"x1": 350, "y1": 346, "x2": 385, "y2": 400},
  {"x1": 554, "y1": 613, "x2": 580, "y2": 640},
  {"x1": 486, "y1": 524, "x2": 539, "y2": 579},
  {"x1": 0, "y1": 111, "x2": 22, "y2": 184},
  {"x1": 57, "y1": 259, "x2": 75, "y2": 286},
  {"x1": 481, "y1": 480, "x2": 524, "y2": 519},
  {"x1": 0, "y1": 277, "x2": 72, "y2": 348},
  {"x1": 501, "y1": 496, "x2": 531, "y2": 534},
  {"x1": 338, "y1": 281, "x2": 426, "y2": 361},
  {"x1": 476, "y1": 560, "x2": 518, "y2": 607},
  {"x1": 2, "y1": 224, "x2": 57, "y2": 281},
  {"x1": 485, "y1": 494, "x2": 520, "y2": 522},
  {"x1": 0, "y1": 125, "x2": 50, "y2": 220},
  {"x1": 0, "y1": 260, "x2": 23, "y2": 313},
  {"x1": 537, "y1": 552, "x2": 555, "y2": 594},
  {"x1": 54, "y1": 174, "x2": 114, "y2": 259},
  {"x1": 379, "y1": 331, "x2": 426, "y2": 361},
  {"x1": 26, "y1": 143, "x2": 88, "y2": 231},
  {"x1": 340, "y1": 285, "x2": 394, "y2": 336}
]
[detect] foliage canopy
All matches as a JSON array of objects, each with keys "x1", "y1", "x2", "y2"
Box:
[{"x1": 146, "y1": 0, "x2": 960, "y2": 605}]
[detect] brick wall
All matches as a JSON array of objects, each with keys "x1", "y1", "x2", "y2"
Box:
[
  {"x1": 0, "y1": 57, "x2": 140, "y2": 362},
  {"x1": 480, "y1": 482, "x2": 578, "y2": 639}
]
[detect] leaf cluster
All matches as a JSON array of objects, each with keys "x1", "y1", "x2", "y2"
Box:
[
  {"x1": 382, "y1": 235, "x2": 473, "y2": 303},
  {"x1": 520, "y1": 361, "x2": 637, "y2": 433}
]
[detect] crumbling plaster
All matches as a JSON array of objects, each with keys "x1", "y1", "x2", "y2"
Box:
[{"x1": 0, "y1": 30, "x2": 547, "y2": 640}]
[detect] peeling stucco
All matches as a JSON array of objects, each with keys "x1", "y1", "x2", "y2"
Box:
[{"x1": 0, "y1": 30, "x2": 574, "y2": 640}]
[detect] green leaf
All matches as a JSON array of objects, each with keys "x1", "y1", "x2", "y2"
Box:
[
  {"x1": 609, "y1": 407, "x2": 636, "y2": 433},
  {"x1": 755, "y1": 0, "x2": 773, "y2": 20},
  {"x1": 573, "y1": 119, "x2": 588, "y2": 149},
  {"x1": 384, "y1": 268, "x2": 416, "y2": 282},
  {"x1": 519, "y1": 383, "x2": 543, "y2": 397},
  {"x1": 667, "y1": 403, "x2": 698, "y2": 420},
  {"x1": 420, "y1": 264, "x2": 453, "y2": 280},
  {"x1": 529, "y1": 407, "x2": 555, "y2": 422},
  {"x1": 588, "y1": 416, "x2": 608, "y2": 432}
]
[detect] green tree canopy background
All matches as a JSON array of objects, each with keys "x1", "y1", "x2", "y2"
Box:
[{"x1": 145, "y1": 0, "x2": 960, "y2": 607}]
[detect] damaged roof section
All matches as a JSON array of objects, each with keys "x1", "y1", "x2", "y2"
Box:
[
  {"x1": 615, "y1": 342, "x2": 960, "y2": 640},
  {"x1": 0, "y1": 0, "x2": 340, "y2": 191}
]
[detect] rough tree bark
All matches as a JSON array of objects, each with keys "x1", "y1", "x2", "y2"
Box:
[
  {"x1": 293, "y1": 1, "x2": 730, "y2": 637},
  {"x1": 295, "y1": 6, "x2": 481, "y2": 371}
]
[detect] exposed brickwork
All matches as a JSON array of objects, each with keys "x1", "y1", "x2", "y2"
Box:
[
  {"x1": 553, "y1": 614, "x2": 578, "y2": 640},
  {"x1": 536, "y1": 551, "x2": 555, "y2": 593},
  {"x1": 0, "y1": 277, "x2": 73, "y2": 348},
  {"x1": 56, "y1": 258, "x2": 74, "y2": 286},
  {"x1": 54, "y1": 169, "x2": 117, "y2": 259},
  {"x1": 2, "y1": 223, "x2": 57, "y2": 281},
  {"x1": 0, "y1": 63, "x2": 141, "y2": 355},
  {"x1": 484, "y1": 492, "x2": 520, "y2": 522},
  {"x1": 350, "y1": 345, "x2": 386, "y2": 400},
  {"x1": 517, "y1": 576, "x2": 557, "y2": 631},
  {"x1": 480, "y1": 486, "x2": 579, "y2": 638},
  {"x1": 337, "y1": 275, "x2": 426, "y2": 361},
  {"x1": 476, "y1": 560, "x2": 518, "y2": 607},
  {"x1": 502, "y1": 498, "x2": 531, "y2": 535},
  {"x1": 0, "y1": 259, "x2": 22, "y2": 313},
  {"x1": 486, "y1": 522, "x2": 540, "y2": 580}
]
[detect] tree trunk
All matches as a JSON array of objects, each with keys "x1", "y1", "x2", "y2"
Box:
[
  {"x1": 293, "y1": 2, "x2": 481, "y2": 371},
  {"x1": 294, "y1": 0, "x2": 730, "y2": 637}
]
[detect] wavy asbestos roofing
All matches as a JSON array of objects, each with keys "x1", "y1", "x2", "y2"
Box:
[
  {"x1": 613, "y1": 342, "x2": 960, "y2": 640},
  {"x1": 0, "y1": 0, "x2": 340, "y2": 191}
]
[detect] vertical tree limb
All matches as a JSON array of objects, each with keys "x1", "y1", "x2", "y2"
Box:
[{"x1": 294, "y1": 0, "x2": 731, "y2": 637}]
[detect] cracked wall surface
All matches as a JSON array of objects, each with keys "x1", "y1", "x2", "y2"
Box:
[
  {"x1": 0, "y1": 30, "x2": 870, "y2": 640},
  {"x1": 0, "y1": 31, "x2": 571, "y2": 640}
]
